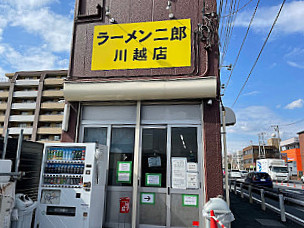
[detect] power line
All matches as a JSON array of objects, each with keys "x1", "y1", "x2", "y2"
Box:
[
  {"x1": 280, "y1": 118, "x2": 304, "y2": 127},
  {"x1": 219, "y1": 0, "x2": 230, "y2": 40},
  {"x1": 232, "y1": 0, "x2": 286, "y2": 107},
  {"x1": 221, "y1": 0, "x2": 254, "y2": 18},
  {"x1": 221, "y1": 0, "x2": 240, "y2": 65},
  {"x1": 220, "y1": 0, "x2": 240, "y2": 65},
  {"x1": 224, "y1": 0, "x2": 260, "y2": 92}
]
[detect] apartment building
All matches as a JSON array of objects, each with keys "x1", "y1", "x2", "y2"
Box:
[
  {"x1": 242, "y1": 145, "x2": 280, "y2": 170},
  {"x1": 0, "y1": 70, "x2": 66, "y2": 143}
]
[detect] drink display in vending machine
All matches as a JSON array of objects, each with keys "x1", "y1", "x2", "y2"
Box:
[{"x1": 35, "y1": 143, "x2": 108, "y2": 228}]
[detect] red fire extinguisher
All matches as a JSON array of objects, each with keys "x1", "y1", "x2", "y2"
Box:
[{"x1": 120, "y1": 197, "x2": 130, "y2": 213}]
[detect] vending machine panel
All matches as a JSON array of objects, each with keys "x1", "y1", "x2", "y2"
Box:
[{"x1": 35, "y1": 143, "x2": 107, "y2": 228}]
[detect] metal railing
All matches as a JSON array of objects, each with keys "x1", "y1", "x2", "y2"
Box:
[{"x1": 229, "y1": 179, "x2": 304, "y2": 226}]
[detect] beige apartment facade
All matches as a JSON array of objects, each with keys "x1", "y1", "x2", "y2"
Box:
[{"x1": 0, "y1": 70, "x2": 66, "y2": 143}]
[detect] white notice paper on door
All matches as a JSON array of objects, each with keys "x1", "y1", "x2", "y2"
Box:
[
  {"x1": 118, "y1": 163, "x2": 131, "y2": 172},
  {"x1": 172, "y1": 158, "x2": 187, "y2": 189},
  {"x1": 187, "y1": 162, "x2": 198, "y2": 173},
  {"x1": 187, "y1": 172, "x2": 198, "y2": 189}
]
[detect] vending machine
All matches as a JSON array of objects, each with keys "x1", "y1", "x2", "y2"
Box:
[{"x1": 35, "y1": 143, "x2": 108, "y2": 228}]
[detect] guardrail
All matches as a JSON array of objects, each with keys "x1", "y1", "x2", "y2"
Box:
[{"x1": 229, "y1": 179, "x2": 304, "y2": 226}]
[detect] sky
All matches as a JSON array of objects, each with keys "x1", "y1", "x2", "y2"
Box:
[
  {"x1": 219, "y1": 0, "x2": 304, "y2": 153},
  {"x1": 0, "y1": 0, "x2": 303, "y2": 153}
]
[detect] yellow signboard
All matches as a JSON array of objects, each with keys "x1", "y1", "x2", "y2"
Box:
[{"x1": 91, "y1": 19, "x2": 191, "y2": 71}]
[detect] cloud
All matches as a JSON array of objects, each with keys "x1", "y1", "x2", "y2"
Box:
[
  {"x1": 226, "y1": 105, "x2": 304, "y2": 152},
  {"x1": 287, "y1": 61, "x2": 304, "y2": 69},
  {"x1": 285, "y1": 99, "x2": 304, "y2": 109},
  {"x1": 0, "y1": 66, "x2": 6, "y2": 78},
  {"x1": 0, "y1": 0, "x2": 73, "y2": 72},
  {"x1": 3, "y1": 0, "x2": 57, "y2": 9},
  {"x1": 243, "y1": 91, "x2": 260, "y2": 96},
  {"x1": 0, "y1": 1, "x2": 73, "y2": 52},
  {"x1": 10, "y1": 8, "x2": 73, "y2": 52},
  {"x1": 227, "y1": 106, "x2": 277, "y2": 135},
  {"x1": 235, "y1": 1, "x2": 304, "y2": 35},
  {"x1": 283, "y1": 47, "x2": 304, "y2": 69},
  {"x1": 0, "y1": 44, "x2": 69, "y2": 71}
]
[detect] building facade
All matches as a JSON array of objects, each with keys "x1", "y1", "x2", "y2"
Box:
[
  {"x1": 61, "y1": 0, "x2": 222, "y2": 227},
  {"x1": 242, "y1": 145, "x2": 280, "y2": 170},
  {"x1": 267, "y1": 137, "x2": 280, "y2": 149},
  {"x1": 0, "y1": 70, "x2": 66, "y2": 142},
  {"x1": 298, "y1": 131, "x2": 304, "y2": 174},
  {"x1": 280, "y1": 137, "x2": 302, "y2": 176}
]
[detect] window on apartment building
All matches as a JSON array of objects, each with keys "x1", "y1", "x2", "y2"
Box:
[{"x1": 54, "y1": 135, "x2": 61, "y2": 141}]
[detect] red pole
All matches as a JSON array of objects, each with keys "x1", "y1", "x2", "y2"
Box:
[{"x1": 210, "y1": 210, "x2": 217, "y2": 228}]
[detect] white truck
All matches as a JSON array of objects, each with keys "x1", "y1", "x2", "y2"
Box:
[{"x1": 256, "y1": 159, "x2": 289, "y2": 181}]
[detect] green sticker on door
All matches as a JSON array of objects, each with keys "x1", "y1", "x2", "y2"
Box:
[
  {"x1": 140, "y1": 192, "x2": 155, "y2": 205},
  {"x1": 117, "y1": 161, "x2": 132, "y2": 183},
  {"x1": 182, "y1": 194, "x2": 198, "y2": 207},
  {"x1": 145, "y1": 173, "x2": 162, "y2": 187}
]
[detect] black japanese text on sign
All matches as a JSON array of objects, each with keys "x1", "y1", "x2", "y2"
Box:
[{"x1": 91, "y1": 19, "x2": 191, "y2": 71}]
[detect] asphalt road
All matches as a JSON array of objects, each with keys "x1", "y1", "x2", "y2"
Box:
[
  {"x1": 230, "y1": 193, "x2": 303, "y2": 228},
  {"x1": 228, "y1": 178, "x2": 304, "y2": 227}
]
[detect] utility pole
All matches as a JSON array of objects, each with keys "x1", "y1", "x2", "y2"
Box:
[
  {"x1": 261, "y1": 132, "x2": 266, "y2": 158},
  {"x1": 271, "y1": 125, "x2": 281, "y2": 158},
  {"x1": 221, "y1": 105, "x2": 230, "y2": 207},
  {"x1": 258, "y1": 133, "x2": 266, "y2": 159}
]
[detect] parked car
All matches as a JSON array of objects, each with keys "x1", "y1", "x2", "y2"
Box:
[
  {"x1": 301, "y1": 175, "x2": 304, "y2": 183},
  {"x1": 229, "y1": 170, "x2": 242, "y2": 179},
  {"x1": 245, "y1": 172, "x2": 273, "y2": 188},
  {"x1": 240, "y1": 170, "x2": 248, "y2": 178}
]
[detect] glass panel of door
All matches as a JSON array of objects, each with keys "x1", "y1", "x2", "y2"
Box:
[
  {"x1": 138, "y1": 126, "x2": 201, "y2": 228},
  {"x1": 83, "y1": 126, "x2": 135, "y2": 228},
  {"x1": 105, "y1": 127, "x2": 135, "y2": 228}
]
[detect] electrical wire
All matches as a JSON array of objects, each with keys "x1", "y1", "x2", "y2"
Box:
[
  {"x1": 218, "y1": 0, "x2": 225, "y2": 24},
  {"x1": 279, "y1": 118, "x2": 304, "y2": 127},
  {"x1": 219, "y1": 0, "x2": 230, "y2": 39},
  {"x1": 224, "y1": 0, "x2": 261, "y2": 92},
  {"x1": 221, "y1": 0, "x2": 253, "y2": 18},
  {"x1": 220, "y1": 0, "x2": 240, "y2": 66},
  {"x1": 232, "y1": 0, "x2": 286, "y2": 107}
]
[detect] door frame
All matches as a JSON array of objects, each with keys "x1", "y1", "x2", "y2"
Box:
[{"x1": 137, "y1": 124, "x2": 203, "y2": 228}]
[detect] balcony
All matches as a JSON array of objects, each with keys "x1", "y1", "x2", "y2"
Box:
[
  {"x1": 0, "y1": 103, "x2": 7, "y2": 110},
  {"x1": 0, "y1": 91, "x2": 9, "y2": 98},
  {"x1": 15, "y1": 79, "x2": 39, "y2": 86},
  {"x1": 44, "y1": 79, "x2": 64, "y2": 86},
  {"x1": 39, "y1": 115, "x2": 63, "y2": 122},
  {"x1": 9, "y1": 115, "x2": 35, "y2": 122},
  {"x1": 42, "y1": 90, "x2": 64, "y2": 98},
  {"x1": 37, "y1": 127, "x2": 62, "y2": 134},
  {"x1": 8, "y1": 127, "x2": 33, "y2": 135},
  {"x1": 0, "y1": 116, "x2": 5, "y2": 122},
  {"x1": 41, "y1": 102, "x2": 65, "y2": 110},
  {"x1": 13, "y1": 91, "x2": 38, "y2": 98},
  {"x1": 0, "y1": 128, "x2": 3, "y2": 135},
  {"x1": 11, "y1": 103, "x2": 36, "y2": 110}
]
